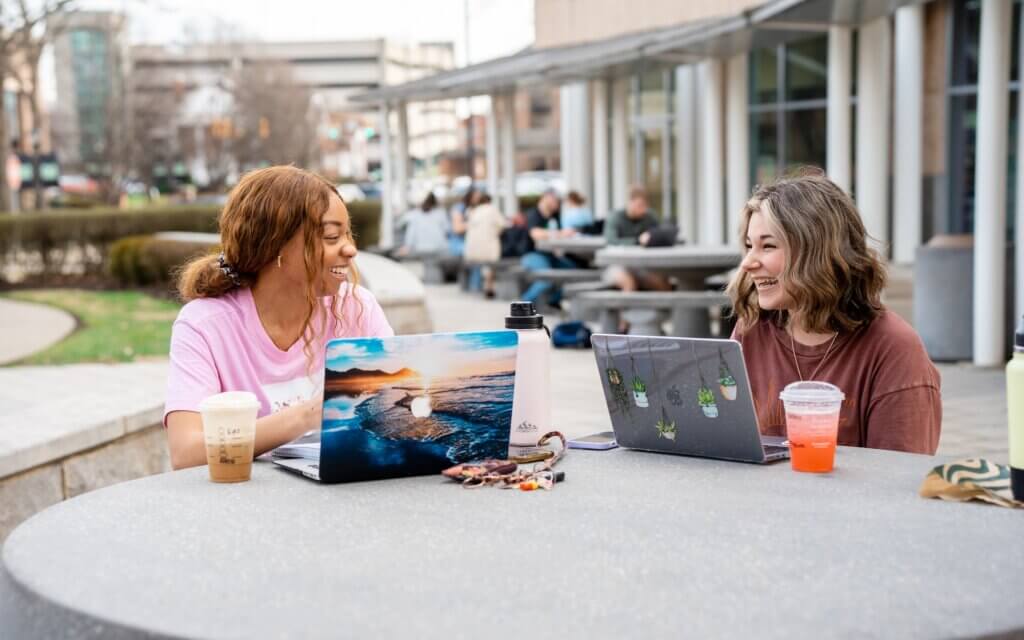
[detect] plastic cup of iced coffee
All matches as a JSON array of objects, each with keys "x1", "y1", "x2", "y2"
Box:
[
  {"x1": 779, "y1": 381, "x2": 844, "y2": 473},
  {"x1": 199, "y1": 391, "x2": 259, "y2": 483}
]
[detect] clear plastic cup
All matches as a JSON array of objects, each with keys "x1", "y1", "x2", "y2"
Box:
[
  {"x1": 199, "y1": 391, "x2": 259, "y2": 483},
  {"x1": 779, "y1": 381, "x2": 845, "y2": 473}
]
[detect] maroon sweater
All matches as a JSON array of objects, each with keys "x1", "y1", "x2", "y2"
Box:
[{"x1": 732, "y1": 311, "x2": 941, "y2": 454}]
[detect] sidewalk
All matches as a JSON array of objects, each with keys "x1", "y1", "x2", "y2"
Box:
[{"x1": 0, "y1": 298, "x2": 76, "y2": 366}]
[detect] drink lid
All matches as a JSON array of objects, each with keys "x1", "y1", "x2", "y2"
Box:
[
  {"x1": 778, "y1": 381, "x2": 844, "y2": 404},
  {"x1": 199, "y1": 391, "x2": 259, "y2": 411},
  {"x1": 506, "y1": 301, "x2": 544, "y2": 330}
]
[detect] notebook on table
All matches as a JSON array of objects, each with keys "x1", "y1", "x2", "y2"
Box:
[{"x1": 273, "y1": 330, "x2": 519, "y2": 483}]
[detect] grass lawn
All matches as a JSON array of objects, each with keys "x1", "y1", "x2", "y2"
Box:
[{"x1": 3, "y1": 289, "x2": 181, "y2": 365}]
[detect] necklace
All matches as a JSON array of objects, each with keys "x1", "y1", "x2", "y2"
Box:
[{"x1": 788, "y1": 326, "x2": 839, "y2": 382}]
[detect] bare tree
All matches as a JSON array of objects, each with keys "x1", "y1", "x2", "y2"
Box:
[
  {"x1": 227, "y1": 60, "x2": 317, "y2": 170},
  {"x1": 5, "y1": 0, "x2": 77, "y2": 210}
]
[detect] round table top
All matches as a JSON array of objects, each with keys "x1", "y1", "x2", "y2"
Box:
[
  {"x1": 594, "y1": 245, "x2": 742, "y2": 270},
  {"x1": 534, "y1": 235, "x2": 607, "y2": 256},
  {"x1": 4, "y1": 447, "x2": 1023, "y2": 639}
]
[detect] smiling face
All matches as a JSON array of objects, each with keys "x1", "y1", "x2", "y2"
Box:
[
  {"x1": 278, "y1": 193, "x2": 356, "y2": 296},
  {"x1": 739, "y1": 208, "x2": 790, "y2": 311}
]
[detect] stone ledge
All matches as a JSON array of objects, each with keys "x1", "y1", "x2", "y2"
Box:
[{"x1": 0, "y1": 362, "x2": 169, "y2": 480}]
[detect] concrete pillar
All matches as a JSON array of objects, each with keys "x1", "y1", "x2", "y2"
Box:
[
  {"x1": 827, "y1": 26, "x2": 853, "y2": 193},
  {"x1": 590, "y1": 79, "x2": 610, "y2": 219},
  {"x1": 499, "y1": 92, "x2": 518, "y2": 218},
  {"x1": 378, "y1": 103, "x2": 394, "y2": 248},
  {"x1": 559, "y1": 82, "x2": 592, "y2": 196},
  {"x1": 726, "y1": 53, "x2": 749, "y2": 240},
  {"x1": 974, "y1": 0, "x2": 1012, "y2": 366},
  {"x1": 486, "y1": 95, "x2": 500, "y2": 200},
  {"x1": 699, "y1": 59, "x2": 725, "y2": 245},
  {"x1": 610, "y1": 76, "x2": 630, "y2": 210},
  {"x1": 855, "y1": 17, "x2": 892, "y2": 250},
  {"x1": 675, "y1": 65, "x2": 699, "y2": 243},
  {"x1": 893, "y1": 6, "x2": 924, "y2": 265},
  {"x1": 394, "y1": 101, "x2": 410, "y2": 213}
]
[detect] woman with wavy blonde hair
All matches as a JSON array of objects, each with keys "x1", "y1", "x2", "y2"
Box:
[
  {"x1": 727, "y1": 171, "x2": 940, "y2": 454},
  {"x1": 164, "y1": 166, "x2": 393, "y2": 469}
]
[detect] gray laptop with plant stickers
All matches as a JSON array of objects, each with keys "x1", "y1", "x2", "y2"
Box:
[{"x1": 591, "y1": 334, "x2": 789, "y2": 464}]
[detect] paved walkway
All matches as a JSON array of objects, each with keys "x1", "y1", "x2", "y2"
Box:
[{"x1": 0, "y1": 298, "x2": 76, "y2": 366}]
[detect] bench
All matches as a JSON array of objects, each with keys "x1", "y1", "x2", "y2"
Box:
[
  {"x1": 572, "y1": 290, "x2": 731, "y2": 337},
  {"x1": 457, "y1": 258, "x2": 524, "y2": 299},
  {"x1": 395, "y1": 252, "x2": 461, "y2": 284},
  {"x1": 522, "y1": 268, "x2": 603, "y2": 285}
]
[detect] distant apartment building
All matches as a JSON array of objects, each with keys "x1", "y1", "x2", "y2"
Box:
[
  {"x1": 129, "y1": 38, "x2": 459, "y2": 185},
  {"x1": 49, "y1": 11, "x2": 128, "y2": 175}
]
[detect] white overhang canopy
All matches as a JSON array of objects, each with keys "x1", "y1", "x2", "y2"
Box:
[{"x1": 351, "y1": 0, "x2": 918, "y2": 104}]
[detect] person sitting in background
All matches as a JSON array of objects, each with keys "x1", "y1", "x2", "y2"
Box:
[
  {"x1": 519, "y1": 190, "x2": 580, "y2": 309},
  {"x1": 602, "y1": 186, "x2": 672, "y2": 292},
  {"x1": 396, "y1": 192, "x2": 449, "y2": 257},
  {"x1": 728, "y1": 170, "x2": 940, "y2": 454},
  {"x1": 561, "y1": 190, "x2": 594, "y2": 233},
  {"x1": 463, "y1": 193, "x2": 508, "y2": 299},
  {"x1": 447, "y1": 187, "x2": 474, "y2": 257},
  {"x1": 164, "y1": 166, "x2": 394, "y2": 470}
]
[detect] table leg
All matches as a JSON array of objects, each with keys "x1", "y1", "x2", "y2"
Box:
[{"x1": 670, "y1": 306, "x2": 712, "y2": 337}]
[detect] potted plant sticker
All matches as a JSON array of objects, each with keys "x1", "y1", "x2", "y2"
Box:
[
  {"x1": 718, "y1": 349, "x2": 737, "y2": 401},
  {"x1": 632, "y1": 376, "x2": 649, "y2": 408},
  {"x1": 600, "y1": 337, "x2": 630, "y2": 416},
  {"x1": 654, "y1": 407, "x2": 677, "y2": 441},
  {"x1": 697, "y1": 385, "x2": 719, "y2": 418}
]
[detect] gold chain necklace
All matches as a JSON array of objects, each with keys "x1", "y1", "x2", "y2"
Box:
[{"x1": 788, "y1": 326, "x2": 839, "y2": 382}]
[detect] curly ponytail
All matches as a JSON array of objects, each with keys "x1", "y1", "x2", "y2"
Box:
[{"x1": 177, "y1": 254, "x2": 249, "y2": 301}]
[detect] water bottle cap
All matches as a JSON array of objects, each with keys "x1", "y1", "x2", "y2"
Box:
[{"x1": 506, "y1": 301, "x2": 544, "y2": 329}]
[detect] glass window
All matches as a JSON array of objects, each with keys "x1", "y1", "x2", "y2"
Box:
[
  {"x1": 750, "y1": 111, "x2": 778, "y2": 185},
  {"x1": 784, "y1": 108, "x2": 827, "y2": 171},
  {"x1": 639, "y1": 69, "x2": 666, "y2": 116},
  {"x1": 785, "y1": 38, "x2": 828, "y2": 102},
  {"x1": 750, "y1": 47, "x2": 778, "y2": 105}
]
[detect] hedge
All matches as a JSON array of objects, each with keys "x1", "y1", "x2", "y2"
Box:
[{"x1": 0, "y1": 201, "x2": 382, "y2": 282}]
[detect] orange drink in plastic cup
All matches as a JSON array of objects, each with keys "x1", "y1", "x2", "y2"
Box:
[{"x1": 779, "y1": 381, "x2": 844, "y2": 473}]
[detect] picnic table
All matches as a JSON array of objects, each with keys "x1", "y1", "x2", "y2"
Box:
[
  {"x1": 593, "y1": 244, "x2": 741, "y2": 289},
  {"x1": 534, "y1": 235, "x2": 607, "y2": 262},
  {"x1": 3, "y1": 447, "x2": 1022, "y2": 638}
]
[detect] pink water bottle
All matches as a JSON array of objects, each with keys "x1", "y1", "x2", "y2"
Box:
[{"x1": 506, "y1": 301, "x2": 551, "y2": 457}]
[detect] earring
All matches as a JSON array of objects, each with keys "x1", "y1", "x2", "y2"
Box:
[{"x1": 277, "y1": 255, "x2": 282, "y2": 268}]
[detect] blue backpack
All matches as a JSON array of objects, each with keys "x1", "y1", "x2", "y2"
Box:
[{"x1": 550, "y1": 321, "x2": 593, "y2": 349}]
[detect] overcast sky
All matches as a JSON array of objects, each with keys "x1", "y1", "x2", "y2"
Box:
[{"x1": 89, "y1": 0, "x2": 534, "y2": 65}]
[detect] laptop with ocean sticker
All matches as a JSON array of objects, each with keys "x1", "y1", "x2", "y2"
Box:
[{"x1": 273, "y1": 330, "x2": 519, "y2": 483}]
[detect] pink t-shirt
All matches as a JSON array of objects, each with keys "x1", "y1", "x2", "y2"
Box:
[{"x1": 164, "y1": 285, "x2": 394, "y2": 423}]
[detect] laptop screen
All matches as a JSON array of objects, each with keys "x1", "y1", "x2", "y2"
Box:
[{"x1": 318, "y1": 330, "x2": 518, "y2": 483}]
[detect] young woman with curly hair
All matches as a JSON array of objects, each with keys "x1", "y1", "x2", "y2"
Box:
[
  {"x1": 727, "y1": 171, "x2": 940, "y2": 454},
  {"x1": 164, "y1": 166, "x2": 393, "y2": 469}
]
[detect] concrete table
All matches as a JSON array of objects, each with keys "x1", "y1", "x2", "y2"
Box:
[
  {"x1": 3, "y1": 448, "x2": 1023, "y2": 639},
  {"x1": 534, "y1": 235, "x2": 607, "y2": 262},
  {"x1": 594, "y1": 245, "x2": 741, "y2": 289}
]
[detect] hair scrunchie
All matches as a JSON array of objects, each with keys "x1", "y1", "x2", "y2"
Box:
[{"x1": 217, "y1": 253, "x2": 242, "y2": 286}]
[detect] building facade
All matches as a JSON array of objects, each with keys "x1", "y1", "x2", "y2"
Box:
[
  {"x1": 49, "y1": 11, "x2": 128, "y2": 175},
  {"x1": 130, "y1": 38, "x2": 459, "y2": 184},
  {"x1": 357, "y1": 0, "x2": 1022, "y2": 367}
]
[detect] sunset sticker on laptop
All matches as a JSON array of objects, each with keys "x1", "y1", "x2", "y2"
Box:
[{"x1": 319, "y1": 330, "x2": 518, "y2": 482}]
